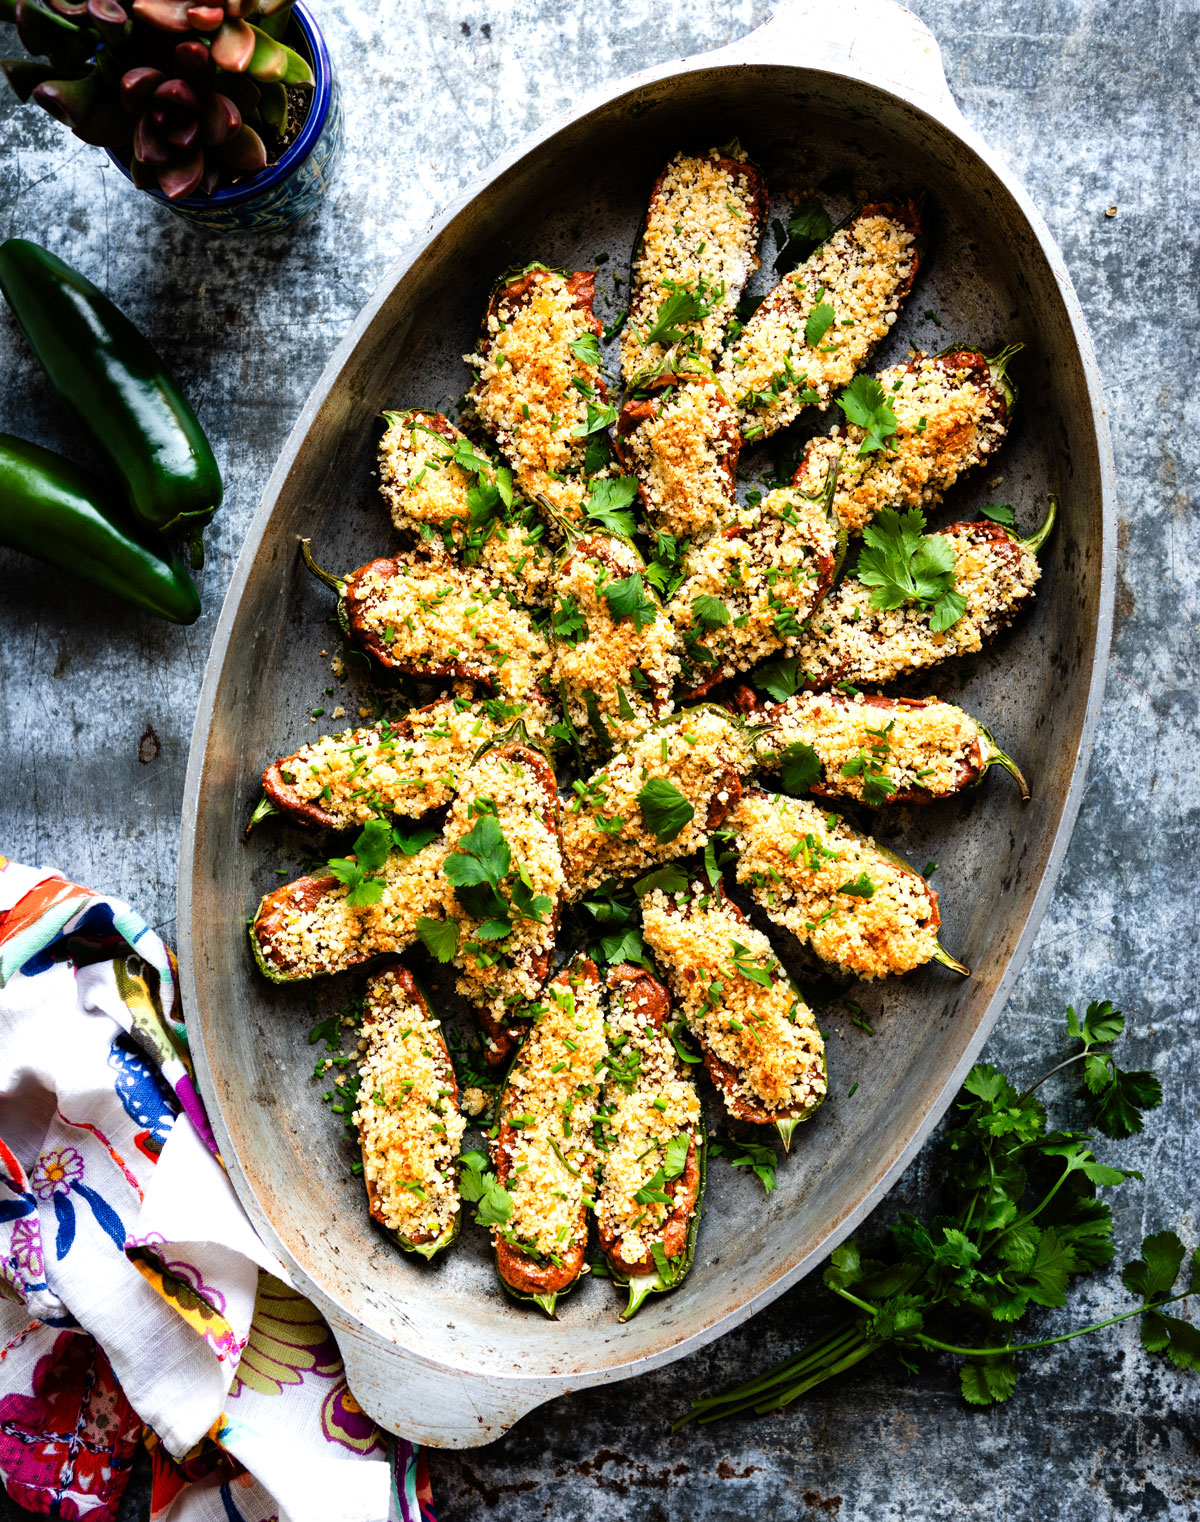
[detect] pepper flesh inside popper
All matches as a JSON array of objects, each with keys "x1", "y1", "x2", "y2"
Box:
[
  {"x1": 299, "y1": 539, "x2": 553, "y2": 701},
  {"x1": 356, "y1": 964, "x2": 466, "y2": 1261},
  {"x1": 376, "y1": 408, "x2": 553, "y2": 605},
  {"x1": 791, "y1": 499, "x2": 1056, "y2": 692},
  {"x1": 793, "y1": 344, "x2": 1021, "y2": 537},
  {"x1": 491, "y1": 955, "x2": 606, "y2": 1317},
  {"x1": 737, "y1": 688, "x2": 1028, "y2": 805},
  {"x1": 639, "y1": 877, "x2": 827, "y2": 1150},
  {"x1": 728, "y1": 786, "x2": 968, "y2": 980},
  {"x1": 596, "y1": 964, "x2": 705, "y2": 1319},
  {"x1": 720, "y1": 199, "x2": 922, "y2": 442}
]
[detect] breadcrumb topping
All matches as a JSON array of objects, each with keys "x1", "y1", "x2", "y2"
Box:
[
  {"x1": 640, "y1": 881, "x2": 826, "y2": 1116},
  {"x1": 721, "y1": 206, "x2": 918, "y2": 440},
  {"x1": 355, "y1": 969, "x2": 465, "y2": 1242},
  {"x1": 349, "y1": 556, "x2": 553, "y2": 700},
  {"x1": 669, "y1": 487, "x2": 840, "y2": 687},
  {"x1": 377, "y1": 410, "x2": 552, "y2": 603},
  {"x1": 749, "y1": 691, "x2": 986, "y2": 802},
  {"x1": 794, "y1": 352, "x2": 1010, "y2": 535},
  {"x1": 551, "y1": 535, "x2": 681, "y2": 748},
  {"x1": 617, "y1": 376, "x2": 740, "y2": 542},
  {"x1": 730, "y1": 789, "x2": 940, "y2": 979},
  {"x1": 623, "y1": 148, "x2": 764, "y2": 381},
  {"x1": 596, "y1": 979, "x2": 701, "y2": 1265},
  {"x1": 561, "y1": 706, "x2": 752, "y2": 899},
  {"x1": 496, "y1": 964, "x2": 606, "y2": 1259},
  {"x1": 795, "y1": 525, "x2": 1040, "y2": 687}
]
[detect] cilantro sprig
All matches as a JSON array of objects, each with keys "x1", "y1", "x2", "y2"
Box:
[
  {"x1": 583, "y1": 475, "x2": 639, "y2": 537},
  {"x1": 460, "y1": 1149, "x2": 513, "y2": 1228},
  {"x1": 441, "y1": 811, "x2": 552, "y2": 943},
  {"x1": 837, "y1": 374, "x2": 899, "y2": 456},
  {"x1": 677, "y1": 999, "x2": 1187, "y2": 1428},
  {"x1": 855, "y1": 506, "x2": 967, "y2": 633},
  {"x1": 710, "y1": 1136, "x2": 778, "y2": 1194},
  {"x1": 642, "y1": 275, "x2": 725, "y2": 349},
  {"x1": 327, "y1": 818, "x2": 439, "y2": 907}
]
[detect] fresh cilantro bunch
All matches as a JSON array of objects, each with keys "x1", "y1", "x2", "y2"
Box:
[
  {"x1": 855, "y1": 506, "x2": 967, "y2": 633},
  {"x1": 327, "y1": 818, "x2": 439, "y2": 907},
  {"x1": 678, "y1": 999, "x2": 1189, "y2": 1428}
]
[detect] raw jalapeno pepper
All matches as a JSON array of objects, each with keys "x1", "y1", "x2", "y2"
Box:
[
  {"x1": 0, "y1": 239, "x2": 222, "y2": 566},
  {"x1": 0, "y1": 432, "x2": 200, "y2": 624},
  {"x1": 596, "y1": 964, "x2": 706, "y2": 1319}
]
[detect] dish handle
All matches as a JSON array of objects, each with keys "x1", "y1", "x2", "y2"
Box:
[
  {"x1": 331, "y1": 1315, "x2": 562, "y2": 1449},
  {"x1": 710, "y1": 0, "x2": 969, "y2": 130}
]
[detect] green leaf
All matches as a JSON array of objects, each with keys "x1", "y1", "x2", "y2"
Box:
[
  {"x1": 598, "y1": 925, "x2": 649, "y2": 967},
  {"x1": 838, "y1": 873, "x2": 876, "y2": 899},
  {"x1": 959, "y1": 1354, "x2": 1018, "y2": 1406},
  {"x1": 636, "y1": 779, "x2": 695, "y2": 843},
  {"x1": 307, "y1": 1014, "x2": 341, "y2": 1050},
  {"x1": 691, "y1": 593, "x2": 731, "y2": 630},
  {"x1": 604, "y1": 571, "x2": 658, "y2": 632},
  {"x1": 353, "y1": 817, "x2": 394, "y2": 873},
  {"x1": 979, "y1": 502, "x2": 1015, "y2": 526},
  {"x1": 570, "y1": 331, "x2": 602, "y2": 366},
  {"x1": 710, "y1": 1136, "x2": 777, "y2": 1194},
  {"x1": 1091, "y1": 1066, "x2": 1162, "y2": 1140},
  {"x1": 854, "y1": 505, "x2": 964, "y2": 630},
  {"x1": 838, "y1": 374, "x2": 899, "y2": 455},
  {"x1": 460, "y1": 1150, "x2": 513, "y2": 1227},
  {"x1": 1143, "y1": 1311, "x2": 1200, "y2": 1371},
  {"x1": 928, "y1": 589, "x2": 967, "y2": 633},
  {"x1": 1081, "y1": 999, "x2": 1125, "y2": 1046},
  {"x1": 1122, "y1": 1230, "x2": 1186, "y2": 1300},
  {"x1": 584, "y1": 475, "x2": 639, "y2": 537},
  {"x1": 634, "y1": 863, "x2": 690, "y2": 897},
  {"x1": 664, "y1": 1133, "x2": 690, "y2": 1179},
  {"x1": 752, "y1": 655, "x2": 805, "y2": 702},
  {"x1": 450, "y1": 436, "x2": 493, "y2": 476},
  {"x1": 392, "y1": 821, "x2": 440, "y2": 855},
  {"x1": 805, "y1": 301, "x2": 835, "y2": 348},
  {"x1": 823, "y1": 1239, "x2": 865, "y2": 1291},
  {"x1": 779, "y1": 740, "x2": 822, "y2": 795},
  {"x1": 552, "y1": 594, "x2": 589, "y2": 646},
  {"x1": 445, "y1": 813, "x2": 510, "y2": 888},
  {"x1": 867, "y1": 1293, "x2": 925, "y2": 1341},
  {"x1": 642, "y1": 276, "x2": 723, "y2": 347},
  {"x1": 1012, "y1": 1226, "x2": 1072, "y2": 1308},
  {"x1": 417, "y1": 916, "x2": 459, "y2": 963},
  {"x1": 571, "y1": 399, "x2": 619, "y2": 438}
]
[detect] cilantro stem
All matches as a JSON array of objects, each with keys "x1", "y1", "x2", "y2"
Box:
[
  {"x1": 828, "y1": 1284, "x2": 879, "y2": 1316},
  {"x1": 912, "y1": 1290, "x2": 1191, "y2": 1359},
  {"x1": 1015, "y1": 1050, "x2": 1091, "y2": 1103}
]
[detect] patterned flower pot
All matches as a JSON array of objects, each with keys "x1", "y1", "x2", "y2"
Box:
[{"x1": 108, "y1": 3, "x2": 341, "y2": 234}]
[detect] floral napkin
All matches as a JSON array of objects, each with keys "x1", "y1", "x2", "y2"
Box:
[{"x1": 0, "y1": 858, "x2": 434, "y2": 1522}]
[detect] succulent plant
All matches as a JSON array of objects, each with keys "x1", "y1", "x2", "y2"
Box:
[{"x1": 1, "y1": 0, "x2": 315, "y2": 199}]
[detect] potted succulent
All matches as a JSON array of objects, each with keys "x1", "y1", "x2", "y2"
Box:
[{"x1": 0, "y1": 0, "x2": 341, "y2": 231}]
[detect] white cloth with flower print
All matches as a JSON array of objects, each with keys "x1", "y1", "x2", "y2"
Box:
[{"x1": 0, "y1": 859, "x2": 427, "y2": 1522}]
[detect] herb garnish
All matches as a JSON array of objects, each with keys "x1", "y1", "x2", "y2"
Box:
[
  {"x1": 460, "y1": 1149, "x2": 513, "y2": 1227},
  {"x1": 443, "y1": 812, "x2": 552, "y2": 941},
  {"x1": 583, "y1": 475, "x2": 639, "y2": 537},
  {"x1": 642, "y1": 274, "x2": 725, "y2": 349},
  {"x1": 837, "y1": 374, "x2": 899, "y2": 456},
  {"x1": 603, "y1": 571, "x2": 658, "y2": 631},
  {"x1": 636, "y1": 779, "x2": 695, "y2": 843},
  {"x1": 710, "y1": 1136, "x2": 778, "y2": 1194},
  {"x1": 327, "y1": 818, "x2": 439, "y2": 907},
  {"x1": 980, "y1": 502, "x2": 1016, "y2": 526},
  {"x1": 778, "y1": 739, "x2": 822, "y2": 795},
  {"x1": 678, "y1": 999, "x2": 1187, "y2": 1427},
  {"x1": 855, "y1": 506, "x2": 967, "y2": 633}
]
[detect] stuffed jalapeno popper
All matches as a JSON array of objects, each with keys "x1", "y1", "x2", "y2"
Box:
[
  {"x1": 250, "y1": 839, "x2": 452, "y2": 983},
  {"x1": 622, "y1": 145, "x2": 767, "y2": 383},
  {"x1": 560, "y1": 705, "x2": 753, "y2": 900},
  {"x1": 792, "y1": 501, "x2": 1055, "y2": 691},
  {"x1": 720, "y1": 200, "x2": 922, "y2": 441},
  {"x1": 729, "y1": 787, "x2": 967, "y2": 980},
  {"x1": 792, "y1": 346, "x2": 1019, "y2": 537},
  {"x1": 490, "y1": 955, "x2": 606, "y2": 1316},
  {"x1": 355, "y1": 965, "x2": 466, "y2": 1260},
  {"x1": 639, "y1": 878, "x2": 827, "y2": 1149},
  {"x1": 377, "y1": 409, "x2": 552, "y2": 604},
  {"x1": 467, "y1": 262, "x2": 608, "y2": 525},
  {"x1": 668, "y1": 480, "x2": 844, "y2": 698},
  {"x1": 249, "y1": 695, "x2": 552, "y2": 833},
  {"x1": 596, "y1": 964, "x2": 704, "y2": 1319},
  {"x1": 615, "y1": 369, "x2": 741, "y2": 542},
  {"x1": 550, "y1": 532, "x2": 681, "y2": 751},
  {"x1": 300, "y1": 542, "x2": 553, "y2": 702},
  {"x1": 740, "y1": 689, "x2": 1028, "y2": 804}
]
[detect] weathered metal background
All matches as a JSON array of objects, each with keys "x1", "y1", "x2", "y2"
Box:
[{"x1": 0, "y1": 0, "x2": 1196, "y2": 1516}]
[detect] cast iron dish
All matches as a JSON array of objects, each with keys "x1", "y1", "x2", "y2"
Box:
[{"x1": 179, "y1": 0, "x2": 1115, "y2": 1446}]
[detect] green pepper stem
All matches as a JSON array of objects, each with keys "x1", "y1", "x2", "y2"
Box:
[
  {"x1": 986, "y1": 341, "x2": 1024, "y2": 407},
  {"x1": 621, "y1": 1273, "x2": 661, "y2": 1321},
  {"x1": 775, "y1": 1116, "x2": 801, "y2": 1153},
  {"x1": 299, "y1": 537, "x2": 346, "y2": 596},
  {"x1": 244, "y1": 795, "x2": 279, "y2": 837},
  {"x1": 1019, "y1": 495, "x2": 1058, "y2": 557},
  {"x1": 531, "y1": 1290, "x2": 559, "y2": 1319},
  {"x1": 188, "y1": 528, "x2": 206, "y2": 570},
  {"x1": 981, "y1": 734, "x2": 1031, "y2": 800},
  {"x1": 932, "y1": 943, "x2": 970, "y2": 977}
]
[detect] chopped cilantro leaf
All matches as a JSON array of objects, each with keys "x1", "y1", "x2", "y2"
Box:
[
  {"x1": 636, "y1": 779, "x2": 695, "y2": 843},
  {"x1": 838, "y1": 374, "x2": 900, "y2": 456}
]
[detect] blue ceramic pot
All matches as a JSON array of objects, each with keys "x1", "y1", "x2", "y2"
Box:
[{"x1": 108, "y1": 3, "x2": 341, "y2": 233}]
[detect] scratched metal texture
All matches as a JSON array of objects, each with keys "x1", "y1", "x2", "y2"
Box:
[{"x1": 0, "y1": 1, "x2": 1196, "y2": 1519}]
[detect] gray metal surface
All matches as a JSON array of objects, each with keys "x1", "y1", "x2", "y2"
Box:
[
  {"x1": 0, "y1": 0, "x2": 1195, "y2": 1515},
  {"x1": 178, "y1": 0, "x2": 1112, "y2": 1447}
]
